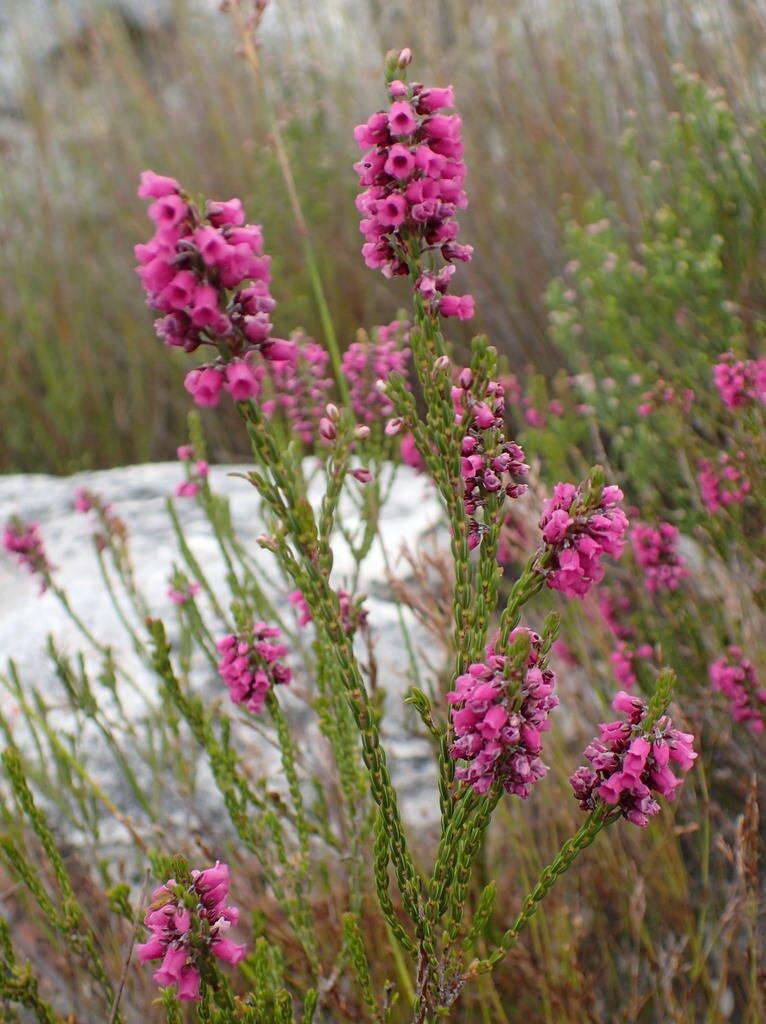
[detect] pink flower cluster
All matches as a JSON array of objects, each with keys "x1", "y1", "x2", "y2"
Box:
[
  {"x1": 400, "y1": 432, "x2": 425, "y2": 470},
  {"x1": 341, "y1": 321, "x2": 411, "y2": 425},
  {"x1": 448, "y1": 628, "x2": 558, "y2": 797},
  {"x1": 217, "y1": 622, "x2": 291, "y2": 715},
  {"x1": 452, "y1": 369, "x2": 529, "y2": 551},
  {"x1": 289, "y1": 588, "x2": 368, "y2": 635},
  {"x1": 637, "y1": 379, "x2": 694, "y2": 418},
  {"x1": 354, "y1": 80, "x2": 474, "y2": 316},
  {"x1": 570, "y1": 691, "x2": 696, "y2": 826},
  {"x1": 630, "y1": 521, "x2": 689, "y2": 594},
  {"x1": 74, "y1": 487, "x2": 127, "y2": 551},
  {"x1": 262, "y1": 331, "x2": 333, "y2": 443},
  {"x1": 175, "y1": 446, "x2": 209, "y2": 498},
  {"x1": 697, "y1": 451, "x2": 751, "y2": 512},
  {"x1": 710, "y1": 647, "x2": 766, "y2": 733},
  {"x1": 611, "y1": 641, "x2": 653, "y2": 690},
  {"x1": 713, "y1": 352, "x2": 766, "y2": 409},
  {"x1": 539, "y1": 483, "x2": 628, "y2": 598},
  {"x1": 136, "y1": 171, "x2": 293, "y2": 407},
  {"x1": 2, "y1": 520, "x2": 53, "y2": 590},
  {"x1": 137, "y1": 862, "x2": 246, "y2": 1002}
]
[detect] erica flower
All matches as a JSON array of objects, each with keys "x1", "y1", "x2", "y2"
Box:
[
  {"x1": 2, "y1": 519, "x2": 53, "y2": 591},
  {"x1": 262, "y1": 331, "x2": 334, "y2": 443},
  {"x1": 630, "y1": 521, "x2": 689, "y2": 594},
  {"x1": 288, "y1": 589, "x2": 368, "y2": 635},
  {"x1": 137, "y1": 861, "x2": 246, "y2": 1002},
  {"x1": 452, "y1": 368, "x2": 528, "y2": 551},
  {"x1": 697, "y1": 451, "x2": 751, "y2": 512},
  {"x1": 611, "y1": 641, "x2": 654, "y2": 690},
  {"x1": 448, "y1": 629, "x2": 558, "y2": 797},
  {"x1": 341, "y1": 321, "x2": 411, "y2": 425},
  {"x1": 175, "y1": 448, "x2": 209, "y2": 498},
  {"x1": 354, "y1": 73, "x2": 474, "y2": 316},
  {"x1": 539, "y1": 480, "x2": 628, "y2": 598},
  {"x1": 136, "y1": 172, "x2": 289, "y2": 408},
  {"x1": 710, "y1": 647, "x2": 766, "y2": 733},
  {"x1": 74, "y1": 487, "x2": 127, "y2": 552},
  {"x1": 713, "y1": 352, "x2": 766, "y2": 409},
  {"x1": 570, "y1": 691, "x2": 696, "y2": 826},
  {"x1": 217, "y1": 622, "x2": 291, "y2": 715},
  {"x1": 637, "y1": 379, "x2": 694, "y2": 417}
]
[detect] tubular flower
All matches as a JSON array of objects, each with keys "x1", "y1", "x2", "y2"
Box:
[
  {"x1": 217, "y1": 622, "x2": 291, "y2": 715},
  {"x1": 288, "y1": 589, "x2": 368, "y2": 635},
  {"x1": 448, "y1": 628, "x2": 558, "y2": 797},
  {"x1": 136, "y1": 171, "x2": 290, "y2": 407},
  {"x1": 713, "y1": 352, "x2": 766, "y2": 409},
  {"x1": 630, "y1": 521, "x2": 689, "y2": 594},
  {"x1": 2, "y1": 519, "x2": 53, "y2": 590},
  {"x1": 539, "y1": 481, "x2": 628, "y2": 598},
  {"x1": 175, "y1": 447, "x2": 209, "y2": 498},
  {"x1": 137, "y1": 862, "x2": 246, "y2": 1002},
  {"x1": 710, "y1": 647, "x2": 766, "y2": 734},
  {"x1": 341, "y1": 321, "x2": 411, "y2": 425},
  {"x1": 354, "y1": 79, "x2": 474, "y2": 316},
  {"x1": 451, "y1": 368, "x2": 529, "y2": 551},
  {"x1": 697, "y1": 451, "x2": 751, "y2": 512},
  {"x1": 262, "y1": 331, "x2": 334, "y2": 443},
  {"x1": 570, "y1": 691, "x2": 696, "y2": 826}
]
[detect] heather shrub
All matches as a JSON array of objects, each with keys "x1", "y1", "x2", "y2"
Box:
[{"x1": 0, "y1": 37, "x2": 762, "y2": 1024}]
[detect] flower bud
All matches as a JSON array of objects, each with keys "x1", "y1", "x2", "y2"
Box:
[
  {"x1": 352, "y1": 467, "x2": 373, "y2": 484},
  {"x1": 319, "y1": 417, "x2": 337, "y2": 441},
  {"x1": 385, "y1": 417, "x2": 403, "y2": 436},
  {"x1": 325, "y1": 403, "x2": 340, "y2": 422},
  {"x1": 355, "y1": 425, "x2": 371, "y2": 440},
  {"x1": 433, "y1": 355, "x2": 451, "y2": 373}
]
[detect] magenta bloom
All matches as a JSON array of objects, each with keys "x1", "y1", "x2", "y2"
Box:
[
  {"x1": 3, "y1": 519, "x2": 53, "y2": 590},
  {"x1": 136, "y1": 173, "x2": 288, "y2": 408},
  {"x1": 451, "y1": 369, "x2": 528, "y2": 551},
  {"x1": 630, "y1": 521, "x2": 689, "y2": 594},
  {"x1": 354, "y1": 78, "x2": 473, "y2": 314},
  {"x1": 137, "y1": 861, "x2": 246, "y2": 1002},
  {"x1": 448, "y1": 628, "x2": 558, "y2": 797},
  {"x1": 217, "y1": 621, "x2": 291, "y2": 715},
  {"x1": 713, "y1": 351, "x2": 766, "y2": 409},
  {"x1": 698, "y1": 451, "x2": 751, "y2": 512},
  {"x1": 168, "y1": 582, "x2": 201, "y2": 605},
  {"x1": 175, "y1": 450, "x2": 209, "y2": 499},
  {"x1": 571, "y1": 691, "x2": 696, "y2": 826},
  {"x1": 539, "y1": 481, "x2": 628, "y2": 598},
  {"x1": 288, "y1": 588, "x2": 367, "y2": 635},
  {"x1": 611, "y1": 641, "x2": 653, "y2": 690},
  {"x1": 262, "y1": 332, "x2": 333, "y2": 443},
  {"x1": 710, "y1": 647, "x2": 766, "y2": 734},
  {"x1": 341, "y1": 321, "x2": 411, "y2": 425}
]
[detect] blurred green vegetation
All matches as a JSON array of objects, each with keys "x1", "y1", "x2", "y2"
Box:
[{"x1": 2, "y1": 0, "x2": 766, "y2": 472}]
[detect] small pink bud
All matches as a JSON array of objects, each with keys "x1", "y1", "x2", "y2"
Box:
[
  {"x1": 319, "y1": 417, "x2": 337, "y2": 441},
  {"x1": 355, "y1": 425, "x2": 371, "y2": 440},
  {"x1": 352, "y1": 468, "x2": 373, "y2": 483},
  {"x1": 325, "y1": 403, "x2": 340, "y2": 422},
  {"x1": 385, "y1": 417, "x2": 403, "y2": 436}
]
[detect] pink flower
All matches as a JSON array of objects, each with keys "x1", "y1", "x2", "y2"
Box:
[
  {"x1": 713, "y1": 351, "x2": 766, "y2": 409},
  {"x1": 388, "y1": 101, "x2": 418, "y2": 136},
  {"x1": 710, "y1": 648, "x2": 766, "y2": 733},
  {"x1": 571, "y1": 691, "x2": 696, "y2": 826},
  {"x1": 448, "y1": 629, "x2": 558, "y2": 797},
  {"x1": 539, "y1": 481, "x2": 628, "y2": 598},
  {"x1": 137, "y1": 862, "x2": 246, "y2": 1002},
  {"x1": 400, "y1": 432, "x2": 425, "y2": 471},
  {"x1": 217, "y1": 622, "x2": 291, "y2": 715},
  {"x1": 3, "y1": 519, "x2": 53, "y2": 590},
  {"x1": 289, "y1": 588, "x2": 367, "y2": 635},
  {"x1": 136, "y1": 172, "x2": 284, "y2": 410},
  {"x1": 697, "y1": 451, "x2": 751, "y2": 512},
  {"x1": 184, "y1": 367, "x2": 224, "y2": 407},
  {"x1": 439, "y1": 293, "x2": 475, "y2": 320},
  {"x1": 354, "y1": 76, "x2": 471, "y2": 305},
  {"x1": 452, "y1": 371, "x2": 528, "y2": 550},
  {"x1": 137, "y1": 171, "x2": 180, "y2": 198},
  {"x1": 630, "y1": 521, "x2": 689, "y2": 593},
  {"x1": 341, "y1": 321, "x2": 411, "y2": 425}
]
